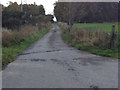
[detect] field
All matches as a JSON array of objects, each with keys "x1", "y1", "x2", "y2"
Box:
[
  {"x1": 60, "y1": 23, "x2": 120, "y2": 58},
  {"x1": 74, "y1": 23, "x2": 118, "y2": 33}
]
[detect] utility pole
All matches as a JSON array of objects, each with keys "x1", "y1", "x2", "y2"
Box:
[
  {"x1": 24, "y1": 0, "x2": 27, "y2": 4},
  {"x1": 21, "y1": 0, "x2": 23, "y2": 12}
]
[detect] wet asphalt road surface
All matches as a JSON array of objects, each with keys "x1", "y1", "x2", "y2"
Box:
[{"x1": 2, "y1": 24, "x2": 118, "y2": 88}]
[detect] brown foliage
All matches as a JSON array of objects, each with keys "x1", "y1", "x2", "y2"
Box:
[
  {"x1": 60, "y1": 23, "x2": 111, "y2": 49},
  {"x1": 2, "y1": 22, "x2": 51, "y2": 47}
]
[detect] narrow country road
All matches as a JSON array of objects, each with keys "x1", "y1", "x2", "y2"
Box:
[{"x1": 3, "y1": 24, "x2": 118, "y2": 88}]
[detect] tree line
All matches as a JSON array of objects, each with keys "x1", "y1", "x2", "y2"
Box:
[
  {"x1": 2, "y1": 2, "x2": 53, "y2": 29},
  {"x1": 54, "y1": 2, "x2": 118, "y2": 25}
]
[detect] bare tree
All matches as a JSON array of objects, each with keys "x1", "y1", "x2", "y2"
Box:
[{"x1": 68, "y1": 2, "x2": 78, "y2": 26}]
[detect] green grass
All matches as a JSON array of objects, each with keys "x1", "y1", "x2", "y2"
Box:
[
  {"x1": 2, "y1": 27, "x2": 51, "y2": 67},
  {"x1": 74, "y1": 23, "x2": 118, "y2": 33}
]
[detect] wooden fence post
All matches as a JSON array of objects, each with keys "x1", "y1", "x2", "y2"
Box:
[{"x1": 110, "y1": 25, "x2": 116, "y2": 49}]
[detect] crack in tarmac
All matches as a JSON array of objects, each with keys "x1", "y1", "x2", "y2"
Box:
[{"x1": 18, "y1": 49, "x2": 75, "y2": 56}]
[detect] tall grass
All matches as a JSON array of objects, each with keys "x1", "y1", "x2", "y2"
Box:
[
  {"x1": 59, "y1": 22, "x2": 119, "y2": 58},
  {"x1": 2, "y1": 22, "x2": 51, "y2": 47},
  {"x1": 2, "y1": 25, "x2": 38, "y2": 47}
]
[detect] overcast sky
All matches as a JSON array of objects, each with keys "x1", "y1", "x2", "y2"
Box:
[{"x1": 1, "y1": 0, "x2": 58, "y2": 15}]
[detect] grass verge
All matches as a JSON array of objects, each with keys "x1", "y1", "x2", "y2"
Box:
[
  {"x1": 60, "y1": 24, "x2": 119, "y2": 59},
  {"x1": 2, "y1": 26, "x2": 51, "y2": 68}
]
